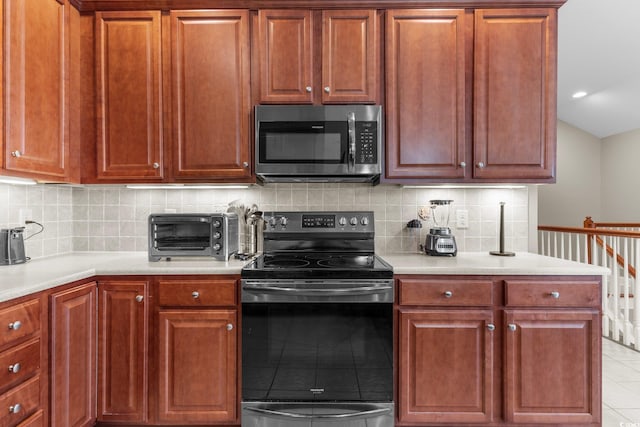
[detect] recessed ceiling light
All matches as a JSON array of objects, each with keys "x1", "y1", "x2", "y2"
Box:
[{"x1": 572, "y1": 91, "x2": 588, "y2": 99}]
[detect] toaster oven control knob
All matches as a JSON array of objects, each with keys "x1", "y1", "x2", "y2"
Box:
[
  {"x1": 280, "y1": 216, "x2": 288, "y2": 226},
  {"x1": 339, "y1": 217, "x2": 347, "y2": 226},
  {"x1": 361, "y1": 217, "x2": 369, "y2": 226},
  {"x1": 269, "y1": 217, "x2": 276, "y2": 227},
  {"x1": 213, "y1": 231, "x2": 221, "y2": 239},
  {"x1": 213, "y1": 220, "x2": 221, "y2": 228},
  {"x1": 350, "y1": 217, "x2": 358, "y2": 226},
  {"x1": 213, "y1": 243, "x2": 221, "y2": 251}
]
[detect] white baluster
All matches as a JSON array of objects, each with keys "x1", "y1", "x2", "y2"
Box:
[
  {"x1": 568, "y1": 233, "x2": 573, "y2": 261},
  {"x1": 560, "y1": 233, "x2": 566, "y2": 259},
  {"x1": 612, "y1": 236, "x2": 620, "y2": 342},
  {"x1": 623, "y1": 237, "x2": 631, "y2": 346}
]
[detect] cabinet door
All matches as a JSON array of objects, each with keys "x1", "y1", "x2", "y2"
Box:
[
  {"x1": 258, "y1": 10, "x2": 313, "y2": 103},
  {"x1": 170, "y1": 10, "x2": 251, "y2": 180},
  {"x1": 321, "y1": 10, "x2": 378, "y2": 104},
  {"x1": 50, "y1": 282, "x2": 97, "y2": 427},
  {"x1": 4, "y1": 0, "x2": 68, "y2": 179},
  {"x1": 97, "y1": 281, "x2": 148, "y2": 423},
  {"x1": 398, "y1": 309, "x2": 494, "y2": 424},
  {"x1": 386, "y1": 9, "x2": 468, "y2": 180},
  {"x1": 158, "y1": 310, "x2": 237, "y2": 423},
  {"x1": 504, "y1": 310, "x2": 601, "y2": 424},
  {"x1": 474, "y1": 9, "x2": 556, "y2": 181},
  {"x1": 95, "y1": 11, "x2": 163, "y2": 180}
]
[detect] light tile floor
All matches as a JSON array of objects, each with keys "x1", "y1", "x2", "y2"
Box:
[{"x1": 603, "y1": 338, "x2": 640, "y2": 426}]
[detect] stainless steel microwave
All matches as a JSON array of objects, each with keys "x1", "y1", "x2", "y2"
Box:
[{"x1": 255, "y1": 105, "x2": 382, "y2": 183}]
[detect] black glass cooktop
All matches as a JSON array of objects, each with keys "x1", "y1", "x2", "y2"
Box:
[{"x1": 241, "y1": 253, "x2": 393, "y2": 280}]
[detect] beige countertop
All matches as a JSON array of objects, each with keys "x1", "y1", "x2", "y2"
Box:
[{"x1": 0, "y1": 251, "x2": 609, "y2": 303}]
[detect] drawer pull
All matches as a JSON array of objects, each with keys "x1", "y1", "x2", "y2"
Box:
[
  {"x1": 443, "y1": 291, "x2": 453, "y2": 298},
  {"x1": 135, "y1": 295, "x2": 144, "y2": 303},
  {"x1": 9, "y1": 403, "x2": 21, "y2": 414},
  {"x1": 487, "y1": 324, "x2": 495, "y2": 331},
  {"x1": 508, "y1": 324, "x2": 517, "y2": 332},
  {"x1": 192, "y1": 291, "x2": 200, "y2": 299},
  {"x1": 8, "y1": 321, "x2": 22, "y2": 331},
  {"x1": 550, "y1": 291, "x2": 560, "y2": 299},
  {"x1": 8, "y1": 363, "x2": 20, "y2": 374},
  {"x1": 226, "y1": 323, "x2": 233, "y2": 331}
]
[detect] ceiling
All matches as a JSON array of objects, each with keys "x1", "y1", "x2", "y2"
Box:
[{"x1": 557, "y1": 0, "x2": 640, "y2": 139}]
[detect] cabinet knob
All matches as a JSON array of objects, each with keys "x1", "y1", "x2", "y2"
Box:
[
  {"x1": 10, "y1": 150, "x2": 21, "y2": 158},
  {"x1": 305, "y1": 86, "x2": 312, "y2": 93},
  {"x1": 508, "y1": 324, "x2": 517, "y2": 331},
  {"x1": 152, "y1": 162, "x2": 160, "y2": 169},
  {"x1": 135, "y1": 295, "x2": 144, "y2": 303},
  {"x1": 192, "y1": 291, "x2": 200, "y2": 299},
  {"x1": 243, "y1": 161, "x2": 249, "y2": 168},
  {"x1": 487, "y1": 324, "x2": 495, "y2": 331},
  {"x1": 324, "y1": 86, "x2": 330, "y2": 93},
  {"x1": 8, "y1": 321, "x2": 22, "y2": 331},
  {"x1": 459, "y1": 161, "x2": 466, "y2": 168},
  {"x1": 226, "y1": 323, "x2": 233, "y2": 331},
  {"x1": 8, "y1": 363, "x2": 20, "y2": 374},
  {"x1": 443, "y1": 291, "x2": 453, "y2": 298},
  {"x1": 550, "y1": 291, "x2": 560, "y2": 299},
  {"x1": 9, "y1": 403, "x2": 21, "y2": 414},
  {"x1": 477, "y1": 161, "x2": 485, "y2": 168}
]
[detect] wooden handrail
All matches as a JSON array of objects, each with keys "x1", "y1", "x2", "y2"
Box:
[{"x1": 584, "y1": 216, "x2": 640, "y2": 229}]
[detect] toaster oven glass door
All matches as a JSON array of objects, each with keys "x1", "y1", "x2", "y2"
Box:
[{"x1": 153, "y1": 218, "x2": 212, "y2": 251}]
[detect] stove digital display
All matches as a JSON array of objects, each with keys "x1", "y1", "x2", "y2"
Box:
[{"x1": 302, "y1": 214, "x2": 335, "y2": 228}]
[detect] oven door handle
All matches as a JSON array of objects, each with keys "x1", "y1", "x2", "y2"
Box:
[
  {"x1": 244, "y1": 405, "x2": 391, "y2": 420},
  {"x1": 242, "y1": 284, "x2": 392, "y2": 295}
]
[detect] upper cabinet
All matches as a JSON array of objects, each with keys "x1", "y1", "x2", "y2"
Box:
[
  {"x1": 95, "y1": 11, "x2": 163, "y2": 181},
  {"x1": 473, "y1": 8, "x2": 556, "y2": 181},
  {"x1": 385, "y1": 7, "x2": 557, "y2": 183},
  {"x1": 3, "y1": 0, "x2": 72, "y2": 181},
  {"x1": 85, "y1": 9, "x2": 252, "y2": 183},
  {"x1": 385, "y1": 9, "x2": 469, "y2": 180},
  {"x1": 257, "y1": 9, "x2": 380, "y2": 104}
]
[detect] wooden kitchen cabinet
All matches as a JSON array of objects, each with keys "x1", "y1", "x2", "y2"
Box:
[
  {"x1": 258, "y1": 9, "x2": 379, "y2": 104},
  {"x1": 170, "y1": 10, "x2": 252, "y2": 180},
  {"x1": 94, "y1": 11, "x2": 163, "y2": 181},
  {"x1": 473, "y1": 8, "x2": 557, "y2": 181},
  {"x1": 156, "y1": 277, "x2": 238, "y2": 424},
  {"x1": 97, "y1": 280, "x2": 148, "y2": 423},
  {"x1": 50, "y1": 281, "x2": 97, "y2": 427},
  {"x1": 385, "y1": 9, "x2": 469, "y2": 180},
  {"x1": 396, "y1": 275, "x2": 602, "y2": 426},
  {"x1": 3, "y1": 0, "x2": 70, "y2": 181}
]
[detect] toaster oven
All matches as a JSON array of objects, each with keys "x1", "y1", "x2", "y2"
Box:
[{"x1": 148, "y1": 213, "x2": 238, "y2": 261}]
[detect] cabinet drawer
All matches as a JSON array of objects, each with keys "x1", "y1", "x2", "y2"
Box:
[
  {"x1": 0, "y1": 299, "x2": 40, "y2": 349},
  {"x1": 399, "y1": 279, "x2": 493, "y2": 306},
  {"x1": 17, "y1": 410, "x2": 44, "y2": 427},
  {"x1": 0, "y1": 339, "x2": 40, "y2": 391},
  {"x1": 158, "y1": 279, "x2": 237, "y2": 307},
  {"x1": 0, "y1": 375, "x2": 40, "y2": 426},
  {"x1": 505, "y1": 280, "x2": 600, "y2": 307}
]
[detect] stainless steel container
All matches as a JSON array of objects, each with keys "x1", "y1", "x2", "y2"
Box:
[{"x1": 1, "y1": 227, "x2": 27, "y2": 265}]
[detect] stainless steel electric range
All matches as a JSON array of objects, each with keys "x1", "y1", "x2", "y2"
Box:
[{"x1": 241, "y1": 211, "x2": 394, "y2": 427}]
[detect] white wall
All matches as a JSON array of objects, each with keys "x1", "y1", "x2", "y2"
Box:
[
  {"x1": 538, "y1": 120, "x2": 602, "y2": 227},
  {"x1": 601, "y1": 128, "x2": 640, "y2": 221}
]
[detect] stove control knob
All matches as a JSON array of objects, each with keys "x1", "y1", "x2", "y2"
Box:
[
  {"x1": 350, "y1": 217, "x2": 358, "y2": 226},
  {"x1": 213, "y1": 232, "x2": 221, "y2": 239},
  {"x1": 213, "y1": 220, "x2": 221, "y2": 228},
  {"x1": 213, "y1": 243, "x2": 221, "y2": 251},
  {"x1": 280, "y1": 216, "x2": 288, "y2": 226},
  {"x1": 361, "y1": 217, "x2": 369, "y2": 226},
  {"x1": 269, "y1": 217, "x2": 276, "y2": 227},
  {"x1": 339, "y1": 217, "x2": 347, "y2": 226}
]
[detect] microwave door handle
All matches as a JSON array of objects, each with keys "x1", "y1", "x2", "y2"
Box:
[{"x1": 347, "y1": 111, "x2": 356, "y2": 171}]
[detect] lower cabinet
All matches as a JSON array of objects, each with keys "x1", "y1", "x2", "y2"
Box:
[
  {"x1": 396, "y1": 275, "x2": 602, "y2": 426},
  {"x1": 50, "y1": 281, "x2": 97, "y2": 427},
  {"x1": 97, "y1": 280, "x2": 148, "y2": 423}
]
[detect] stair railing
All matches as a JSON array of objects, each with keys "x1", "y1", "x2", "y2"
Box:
[{"x1": 538, "y1": 218, "x2": 640, "y2": 350}]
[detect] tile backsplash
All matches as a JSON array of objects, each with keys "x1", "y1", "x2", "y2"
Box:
[{"x1": 1, "y1": 183, "x2": 530, "y2": 258}]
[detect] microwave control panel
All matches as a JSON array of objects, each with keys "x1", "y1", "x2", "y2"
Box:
[{"x1": 355, "y1": 122, "x2": 378, "y2": 164}]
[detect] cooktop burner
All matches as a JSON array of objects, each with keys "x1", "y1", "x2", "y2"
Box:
[{"x1": 262, "y1": 258, "x2": 311, "y2": 268}]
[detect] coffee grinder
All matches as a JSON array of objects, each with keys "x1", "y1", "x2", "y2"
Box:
[{"x1": 424, "y1": 199, "x2": 457, "y2": 256}]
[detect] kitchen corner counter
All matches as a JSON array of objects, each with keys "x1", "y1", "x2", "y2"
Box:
[
  {"x1": 381, "y1": 252, "x2": 610, "y2": 276},
  {"x1": 0, "y1": 252, "x2": 248, "y2": 303}
]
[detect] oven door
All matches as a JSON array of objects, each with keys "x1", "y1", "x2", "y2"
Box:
[{"x1": 241, "y1": 279, "x2": 393, "y2": 426}]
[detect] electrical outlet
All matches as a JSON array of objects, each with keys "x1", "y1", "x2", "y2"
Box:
[
  {"x1": 19, "y1": 208, "x2": 33, "y2": 225},
  {"x1": 456, "y1": 209, "x2": 469, "y2": 229}
]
